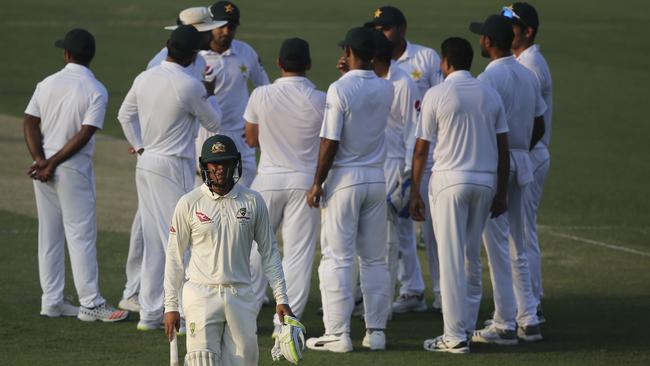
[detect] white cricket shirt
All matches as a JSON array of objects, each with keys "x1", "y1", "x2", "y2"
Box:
[
  {"x1": 200, "y1": 40, "x2": 270, "y2": 132},
  {"x1": 416, "y1": 70, "x2": 508, "y2": 190},
  {"x1": 320, "y1": 69, "x2": 394, "y2": 193},
  {"x1": 244, "y1": 76, "x2": 326, "y2": 190},
  {"x1": 25, "y1": 63, "x2": 107, "y2": 169},
  {"x1": 147, "y1": 47, "x2": 208, "y2": 80},
  {"x1": 164, "y1": 183, "x2": 289, "y2": 312},
  {"x1": 517, "y1": 44, "x2": 553, "y2": 148},
  {"x1": 118, "y1": 61, "x2": 222, "y2": 159},
  {"x1": 384, "y1": 65, "x2": 420, "y2": 168}
]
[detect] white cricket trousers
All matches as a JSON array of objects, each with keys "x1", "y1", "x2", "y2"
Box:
[
  {"x1": 122, "y1": 209, "x2": 143, "y2": 300},
  {"x1": 249, "y1": 187, "x2": 319, "y2": 324},
  {"x1": 419, "y1": 171, "x2": 440, "y2": 298},
  {"x1": 136, "y1": 153, "x2": 194, "y2": 321},
  {"x1": 195, "y1": 128, "x2": 256, "y2": 187},
  {"x1": 525, "y1": 145, "x2": 550, "y2": 306},
  {"x1": 482, "y1": 172, "x2": 538, "y2": 329},
  {"x1": 319, "y1": 183, "x2": 390, "y2": 334},
  {"x1": 429, "y1": 179, "x2": 493, "y2": 343},
  {"x1": 183, "y1": 281, "x2": 258, "y2": 366},
  {"x1": 34, "y1": 161, "x2": 106, "y2": 309}
]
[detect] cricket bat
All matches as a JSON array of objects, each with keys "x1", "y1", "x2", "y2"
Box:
[{"x1": 170, "y1": 332, "x2": 179, "y2": 366}]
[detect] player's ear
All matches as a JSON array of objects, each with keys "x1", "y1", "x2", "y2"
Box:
[{"x1": 524, "y1": 26, "x2": 535, "y2": 40}]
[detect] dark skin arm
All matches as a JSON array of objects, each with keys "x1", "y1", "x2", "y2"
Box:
[
  {"x1": 409, "y1": 138, "x2": 430, "y2": 221},
  {"x1": 529, "y1": 116, "x2": 545, "y2": 151},
  {"x1": 244, "y1": 122, "x2": 259, "y2": 148},
  {"x1": 491, "y1": 133, "x2": 510, "y2": 217},
  {"x1": 306, "y1": 138, "x2": 339, "y2": 208},
  {"x1": 25, "y1": 114, "x2": 99, "y2": 182}
]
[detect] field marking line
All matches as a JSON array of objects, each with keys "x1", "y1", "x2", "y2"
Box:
[{"x1": 540, "y1": 228, "x2": 650, "y2": 258}]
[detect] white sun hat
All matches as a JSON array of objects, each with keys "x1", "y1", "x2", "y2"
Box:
[{"x1": 164, "y1": 7, "x2": 227, "y2": 32}]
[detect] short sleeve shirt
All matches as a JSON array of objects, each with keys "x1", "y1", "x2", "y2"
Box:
[
  {"x1": 517, "y1": 45, "x2": 553, "y2": 148},
  {"x1": 25, "y1": 63, "x2": 107, "y2": 168},
  {"x1": 147, "y1": 47, "x2": 208, "y2": 80}
]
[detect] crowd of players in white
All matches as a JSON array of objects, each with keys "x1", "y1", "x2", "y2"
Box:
[{"x1": 24, "y1": 0, "x2": 553, "y2": 362}]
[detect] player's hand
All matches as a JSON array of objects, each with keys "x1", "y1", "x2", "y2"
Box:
[
  {"x1": 164, "y1": 311, "x2": 181, "y2": 342},
  {"x1": 203, "y1": 77, "x2": 216, "y2": 96},
  {"x1": 27, "y1": 159, "x2": 46, "y2": 180},
  {"x1": 33, "y1": 159, "x2": 56, "y2": 182},
  {"x1": 490, "y1": 193, "x2": 507, "y2": 218},
  {"x1": 410, "y1": 192, "x2": 426, "y2": 221},
  {"x1": 306, "y1": 184, "x2": 323, "y2": 208},
  {"x1": 128, "y1": 147, "x2": 137, "y2": 154},
  {"x1": 275, "y1": 304, "x2": 295, "y2": 324},
  {"x1": 336, "y1": 56, "x2": 349, "y2": 75}
]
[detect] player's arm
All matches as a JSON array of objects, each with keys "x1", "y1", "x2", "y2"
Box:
[
  {"x1": 243, "y1": 89, "x2": 260, "y2": 147},
  {"x1": 118, "y1": 80, "x2": 144, "y2": 152},
  {"x1": 253, "y1": 195, "x2": 293, "y2": 321},
  {"x1": 37, "y1": 125, "x2": 99, "y2": 181},
  {"x1": 249, "y1": 49, "x2": 270, "y2": 87},
  {"x1": 410, "y1": 138, "x2": 429, "y2": 221},
  {"x1": 491, "y1": 97, "x2": 510, "y2": 218},
  {"x1": 307, "y1": 138, "x2": 338, "y2": 208},
  {"x1": 189, "y1": 81, "x2": 222, "y2": 133},
  {"x1": 163, "y1": 198, "x2": 191, "y2": 340},
  {"x1": 23, "y1": 114, "x2": 46, "y2": 176},
  {"x1": 530, "y1": 116, "x2": 545, "y2": 150},
  {"x1": 244, "y1": 122, "x2": 258, "y2": 147}
]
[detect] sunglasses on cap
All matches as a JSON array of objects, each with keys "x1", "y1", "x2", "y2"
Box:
[{"x1": 501, "y1": 5, "x2": 528, "y2": 27}]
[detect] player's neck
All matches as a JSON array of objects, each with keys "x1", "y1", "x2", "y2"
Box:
[
  {"x1": 280, "y1": 71, "x2": 306, "y2": 78},
  {"x1": 392, "y1": 39, "x2": 407, "y2": 60},
  {"x1": 210, "y1": 182, "x2": 234, "y2": 196},
  {"x1": 374, "y1": 62, "x2": 390, "y2": 78},
  {"x1": 512, "y1": 41, "x2": 534, "y2": 58},
  {"x1": 489, "y1": 48, "x2": 512, "y2": 61}
]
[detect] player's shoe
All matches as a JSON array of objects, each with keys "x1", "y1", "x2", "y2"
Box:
[
  {"x1": 392, "y1": 293, "x2": 427, "y2": 313},
  {"x1": 423, "y1": 335, "x2": 469, "y2": 354},
  {"x1": 177, "y1": 318, "x2": 186, "y2": 336},
  {"x1": 517, "y1": 325, "x2": 543, "y2": 342},
  {"x1": 136, "y1": 318, "x2": 164, "y2": 331},
  {"x1": 78, "y1": 302, "x2": 128, "y2": 322},
  {"x1": 40, "y1": 301, "x2": 79, "y2": 317},
  {"x1": 118, "y1": 295, "x2": 140, "y2": 312},
  {"x1": 306, "y1": 333, "x2": 353, "y2": 353},
  {"x1": 471, "y1": 325, "x2": 518, "y2": 345},
  {"x1": 536, "y1": 304, "x2": 546, "y2": 324},
  {"x1": 362, "y1": 330, "x2": 386, "y2": 350},
  {"x1": 432, "y1": 293, "x2": 442, "y2": 313},
  {"x1": 483, "y1": 318, "x2": 494, "y2": 327}
]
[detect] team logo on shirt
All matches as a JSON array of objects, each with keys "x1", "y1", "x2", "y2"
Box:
[
  {"x1": 414, "y1": 100, "x2": 421, "y2": 113},
  {"x1": 239, "y1": 64, "x2": 248, "y2": 74},
  {"x1": 189, "y1": 322, "x2": 196, "y2": 335},
  {"x1": 195, "y1": 211, "x2": 213, "y2": 223},
  {"x1": 211, "y1": 142, "x2": 226, "y2": 153},
  {"x1": 411, "y1": 69, "x2": 422, "y2": 80},
  {"x1": 236, "y1": 207, "x2": 251, "y2": 223},
  {"x1": 169, "y1": 226, "x2": 176, "y2": 234}
]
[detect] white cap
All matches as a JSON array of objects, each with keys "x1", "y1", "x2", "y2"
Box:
[{"x1": 164, "y1": 7, "x2": 227, "y2": 32}]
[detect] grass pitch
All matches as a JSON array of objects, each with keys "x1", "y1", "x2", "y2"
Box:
[{"x1": 1, "y1": 0, "x2": 649, "y2": 365}]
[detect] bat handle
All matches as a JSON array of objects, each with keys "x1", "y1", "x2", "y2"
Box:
[{"x1": 170, "y1": 332, "x2": 179, "y2": 366}]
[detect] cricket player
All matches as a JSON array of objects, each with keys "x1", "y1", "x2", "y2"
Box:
[
  {"x1": 24, "y1": 28, "x2": 128, "y2": 322},
  {"x1": 410, "y1": 36, "x2": 509, "y2": 354},
  {"x1": 306, "y1": 27, "x2": 393, "y2": 352},
  {"x1": 469, "y1": 14, "x2": 546, "y2": 343},
  {"x1": 119, "y1": 6, "x2": 226, "y2": 315},
  {"x1": 502, "y1": 2, "x2": 553, "y2": 321},
  {"x1": 200, "y1": 0, "x2": 270, "y2": 186},
  {"x1": 243, "y1": 38, "x2": 325, "y2": 332},
  {"x1": 163, "y1": 135, "x2": 293, "y2": 366},
  {"x1": 118, "y1": 25, "x2": 222, "y2": 331},
  {"x1": 366, "y1": 5, "x2": 443, "y2": 312}
]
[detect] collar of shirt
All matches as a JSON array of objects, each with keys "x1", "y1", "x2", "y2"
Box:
[
  {"x1": 485, "y1": 55, "x2": 517, "y2": 70},
  {"x1": 64, "y1": 63, "x2": 95, "y2": 79},
  {"x1": 516, "y1": 44, "x2": 540, "y2": 61},
  {"x1": 396, "y1": 40, "x2": 415, "y2": 62},
  {"x1": 160, "y1": 60, "x2": 189, "y2": 72},
  {"x1": 444, "y1": 70, "x2": 473, "y2": 82},
  {"x1": 201, "y1": 183, "x2": 242, "y2": 200},
  {"x1": 341, "y1": 69, "x2": 376, "y2": 80},
  {"x1": 204, "y1": 42, "x2": 238, "y2": 57},
  {"x1": 273, "y1": 76, "x2": 315, "y2": 88}
]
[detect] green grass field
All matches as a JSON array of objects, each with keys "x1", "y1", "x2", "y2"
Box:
[{"x1": 1, "y1": 0, "x2": 649, "y2": 365}]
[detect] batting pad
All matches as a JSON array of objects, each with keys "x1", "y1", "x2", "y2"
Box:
[{"x1": 185, "y1": 350, "x2": 217, "y2": 366}]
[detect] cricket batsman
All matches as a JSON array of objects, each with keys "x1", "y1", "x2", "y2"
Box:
[{"x1": 163, "y1": 135, "x2": 294, "y2": 366}]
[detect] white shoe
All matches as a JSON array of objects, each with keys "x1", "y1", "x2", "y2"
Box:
[
  {"x1": 362, "y1": 330, "x2": 386, "y2": 350},
  {"x1": 41, "y1": 301, "x2": 79, "y2": 317},
  {"x1": 423, "y1": 335, "x2": 469, "y2": 354},
  {"x1": 483, "y1": 318, "x2": 494, "y2": 328},
  {"x1": 306, "y1": 333, "x2": 353, "y2": 353},
  {"x1": 471, "y1": 325, "x2": 518, "y2": 345},
  {"x1": 517, "y1": 325, "x2": 543, "y2": 342},
  {"x1": 136, "y1": 318, "x2": 164, "y2": 331},
  {"x1": 432, "y1": 294, "x2": 442, "y2": 313},
  {"x1": 392, "y1": 293, "x2": 427, "y2": 313},
  {"x1": 118, "y1": 295, "x2": 140, "y2": 312},
  {"x1": 177, "y1": 318, "x2": 186, "y2": 336},
  {"x1": 78, "y1": 302, "x2": 128, "y2": 322}
]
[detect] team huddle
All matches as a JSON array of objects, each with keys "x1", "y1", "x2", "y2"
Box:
[{"x1": 24, "y1": 0, "x2": 553, "y2": 364}]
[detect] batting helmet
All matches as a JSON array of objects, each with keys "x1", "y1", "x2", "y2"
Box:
[{"x1": 199, "y1": 135, "x2": 242, "y2": 186}]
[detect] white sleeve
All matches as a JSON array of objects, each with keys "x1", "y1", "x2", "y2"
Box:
[
  {"x1": 400, "y1": 79, "x2": 420, "y2": 170},
  {"x1": 164, "y1": 197, "x2": 191, "y2": 313},
  {"x1": 532, "y1": 76, "x2": 547, "y2": 118},
  {"x1": 319, "y1": 84, "x2": 346, "y2": 141},
  {"x1": 415, "y1": 90, "x2": 437, "y2": 142},
  {"x1": 253, "y1": 194, "x2": 289, "y2": 305},
  {"x1": 81, "y1": 87, "x2": 107, "y2": 129},
  {"x1": 188, "y1": 81, "x2": 222, "y2": 133},
  {"x1": 428, "y1": 51, "x2": 444, "y2": 87},
  {"x1": 243, "y1": 87, "x2": 261, "y2": 124},
  {"x1": 493, "y1": 91, "x2": 509, "y2": 134},
  {"x1": 249, "y1": 50, "x2": 270, "y2": 87},
  {"x1": 117, "y1": 79, "x2": 144, "y2": 150},
  {"x1": 24, "y1": 83, "x2": 41, "y2": 118}
]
